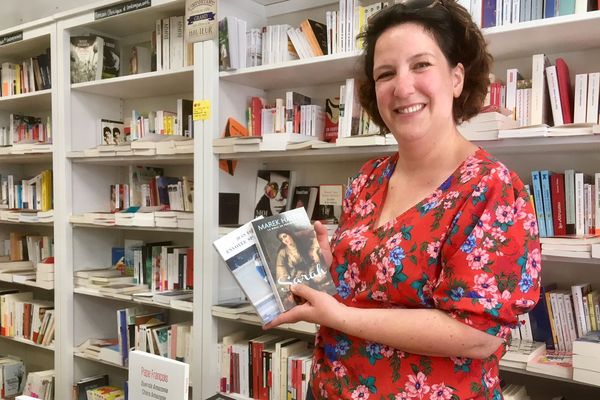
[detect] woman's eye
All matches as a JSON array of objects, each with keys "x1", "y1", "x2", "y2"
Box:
[
  {"x1": 414, "y1": 62, "x2": 431, "y2": 70},
  {"x1": 375, "y1": 72, "x2": 393, "y2": 81}
]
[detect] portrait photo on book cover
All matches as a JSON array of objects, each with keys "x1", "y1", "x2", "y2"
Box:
[
  {"x1": 254, "y1": 170, "x2": 290, "y2": 217},
  {"x1": 223, "y1": 244, "x2": 280, "y2": 323},
  {"x1": 255, "y1": 213, "x2": 336, "y2": 310}
]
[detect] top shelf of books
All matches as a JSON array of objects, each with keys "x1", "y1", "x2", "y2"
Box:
[
  {"x1": 486, "y1": 10, "x2": 600, "y2": 59},
  {"x1": 220, "y1": 11, "x2": 600, "y2": 91}
]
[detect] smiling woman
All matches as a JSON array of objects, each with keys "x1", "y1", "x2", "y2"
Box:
[{"x1": 262, "y1": 1, "x2": 542, "y2": 399}]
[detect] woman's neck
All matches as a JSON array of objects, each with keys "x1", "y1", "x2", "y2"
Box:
[{"x1": 394, "y1": 126, "x2": 472, "y2": 176}]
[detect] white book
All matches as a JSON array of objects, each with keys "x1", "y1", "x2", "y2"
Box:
[
  {"x1": 564, "y1": 293, "x2": 579, "y2": 347},
  {"x1": 471, "y1": 0, "x2": 483, "y2": 27},
  {"x1": 574, "y1": 74, "x2": 588, "y2": 123},
  {"x1": 575, "y1": 172, "x2": 586, "y2": 236},
  {"x1": 169, "y1": 16, "x2": 184, "y2": 70},
  {"x1": 546, "y1": 65, "x2": 563, "y2": 126},
  {"x1": 506, "y1": 68, "x2": 520, "y2": 120},
  {"x1": 586, "y1": 72, "x2": 600, "y2": 123},
  {"x1": 531, "y1": 54, "x2": 551, "y2": 125},
  {"x1": 549, "y1": 292, "x2": 567, "y2": 351},
  {"x1": 129, "y1": 350, "x2": 189, "y2": 399},
  {"x1": 162, "y1": 17, "x2": 170, "y2": 70},
  {"x1": 511, "y1": 0, "x2": 520, "y2": 23},
  {"x1": 517, "y1": 313, "x2": 533, "y2": 341},
  {"x1": 503, "y1": 0, "x2": 513, "y2": 25}
]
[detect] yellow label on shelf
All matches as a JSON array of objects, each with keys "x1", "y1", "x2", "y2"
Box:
[{"x1": 193, "y1": 100, "x2": 211, "y2": 121}]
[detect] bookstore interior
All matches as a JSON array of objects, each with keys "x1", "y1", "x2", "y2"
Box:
[{"x1": 1, "y1": 0, "x2": 600, "y2": 399}]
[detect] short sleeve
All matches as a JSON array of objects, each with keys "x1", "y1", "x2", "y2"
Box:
[{"x1": 432, "y1": 166, "x2": 541, "y2": 341}]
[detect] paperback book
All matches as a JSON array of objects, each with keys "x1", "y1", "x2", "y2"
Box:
[
  {"x1": 251, "y1": 207, "x2": 336, "y2": 311},
  {"x1": 213, "y1": 218, "x2": 281, "y2": 324}
]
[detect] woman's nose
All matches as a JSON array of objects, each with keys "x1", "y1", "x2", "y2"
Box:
[{"x1": 393, "y1": 73, "x2": 416, "y2": 98}]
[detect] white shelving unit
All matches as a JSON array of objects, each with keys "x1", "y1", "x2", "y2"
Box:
[
  {"x1": 0, "y1": 0, "x2": 599, "y2": 398},
  {"x1": 199, "y1": 1, "x2": 600, "y2": 400}
]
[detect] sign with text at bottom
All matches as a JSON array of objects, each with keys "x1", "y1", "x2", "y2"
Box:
[{"x1": 129, "y1": 350, "x2": 189, "y2": 400}]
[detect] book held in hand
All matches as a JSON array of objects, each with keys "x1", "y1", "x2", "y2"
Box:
[
  {"x1": 251, "y1": 207, "x2": 336, "y2": 311},
  {"x1": 213, "y1": 219, "x2": 281, "y2": 324}
]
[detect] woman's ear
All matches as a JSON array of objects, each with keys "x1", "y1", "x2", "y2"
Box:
[{"x1": 452, "y1": 62, "x2": 465, "y2": 98}]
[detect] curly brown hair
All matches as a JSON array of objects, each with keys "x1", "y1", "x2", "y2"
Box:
[{"x1": 357, "y1": 0, "x2": 492, "y2": 129}]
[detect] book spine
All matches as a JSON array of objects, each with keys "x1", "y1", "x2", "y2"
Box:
[
  {"x1": 531, "y1": 54, "x2": 548, "y2": 125},
  {"x1": 549, "y1": 292, "x2": 566, "y2": 351},
  {"x1": 551, "y1": 173, "x2": 566, "y2": 235},
  {"x1": 544, "y1": 291, "x2": 559, "y2": 349},
  {"x1": 587, "y1": 72, "x2": 600, "y2": 123},
  {"x1": 540, "y1": 170, "x2": 554, "y2": 237},
  {"x1": 575, "y1": 172, "x2": 585, "y2": 236},
  {"x1": 574, "y1": 73, "x2": 588, "y2": 123},
  {"x1": 565, "y1": 169, "x2": 576, "y2": 234},
  {"x1": 546, "y1": 65, "x2": 563, "y2": 126},
  {"x1": 563, "y1": 293, "x2": 578, "y2": 350},
  {"x1": 531, "y1": 171, "x2": 547, "y2": 237},
  {"x1": 571, "y1": 285, "x2": 586, "y2": 337}
]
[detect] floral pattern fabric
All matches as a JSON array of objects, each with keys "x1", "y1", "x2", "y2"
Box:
[{"x1": 311, "y1": 148, "x2": 541, "y2": 400}]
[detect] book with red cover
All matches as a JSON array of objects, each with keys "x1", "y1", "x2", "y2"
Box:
[
  {"x1": 551, "y1": 173, "x2": 567, "y2": 235},
  {"x1": 555, "y1": 58, "x2": 573, "y2": 124}
]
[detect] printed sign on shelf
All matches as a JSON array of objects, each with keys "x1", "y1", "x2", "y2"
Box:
[
  {"x1": 129, "y1": 350, "x2": 189, "y2": 400},
  {"x1": 185, "y1": 0, "x2": 217, "y2": 43}
]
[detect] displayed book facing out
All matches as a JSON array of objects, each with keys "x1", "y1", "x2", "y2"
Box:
[
  {"x1": 251, "y1": 207, "x2": 336, "y2": 312},
  {"x1": 213, "y1": 219, "x2": 281, "y2": 324}
]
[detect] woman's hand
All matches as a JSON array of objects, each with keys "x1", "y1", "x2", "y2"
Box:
[
  {"x1": 263, "y1": 284, "x2": 345, "y2": 329},
  {"x1": 314, "y1": 221, "x2": 333, "y2": 267}
]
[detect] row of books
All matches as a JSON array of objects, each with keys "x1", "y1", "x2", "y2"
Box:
[
  {"x1": 0, "y1": 209, "x2": 54, "y2": 223},
  {"x1": 72, "y1": 373, "x2": 121, "y2": 400},
  {"x1": 1, "y1": 232, "x2": 53, "y2": 265},
  {"x1": 1, "y1": 48, "x2": 51, "y2": 96},
  {"x1": 117, "y1": 166, "x2": 194, "y2": 211},
  {"x1": 154, "y1": 15, "x2": 194, "y2": 72},
  {"x1": 466, "y1": 0, "x2": 596, "y2": 29},
  {"x1": 74, "y1": 243, "x2": 193, "y2": 294},
  {"x1": 218, "y1": 332, "x2": 312, "y2": 400},
  {"x1": 70, "y1": 209, "x2": 193, "y2": 230},
  {"x1": 513, "y1": 282, "x2": 600, "y2": 352},
  {"x1": 0, "y1": 170, "x2": 52, "y2": 211},
  {"x1": 128, "y1": 99, "x2": 193, "y2": 142},
  {"x1": 0, "y1": 114, "x2": 52, "y2": 146},
  {"x1": 0, "y1": 289, "x2": 54, "y2": 346},
  {"x1": 22, "y1": 369, "x2": 54, "y2": 400},
  {"x1": 76, "y1": 313, "x2": 192, "y2": 370},
  {"x1": 528, "y1": 169, "x2": 599, "y2": 238}
]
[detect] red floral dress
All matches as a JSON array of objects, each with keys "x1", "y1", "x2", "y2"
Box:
[{"x1": 310, "y1": 148, "x2": 541, "y2": 400}]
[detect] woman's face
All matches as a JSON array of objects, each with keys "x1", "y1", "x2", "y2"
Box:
[
  {"x1": 373, "y1": 23, "x2": 464, "y2": 143},
  {"x1": 264, "y1": 173, "x2": 288, "y2": 214},
  {"x1": 278, "y1": 233, "x2": 293, "y2": 246}
]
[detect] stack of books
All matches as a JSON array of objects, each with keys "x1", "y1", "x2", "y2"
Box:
[
  {"x1": 499, "y1": 339, "x2": 546, "y2": 369},
  {"x1": 458, "y1": 109, "x2": 518, "y2": 141},
  {"x1": 0, "y1": 210, "x2": 54, "y2": 223},
  {"x1": 213, "y1": 207, "x2": 337, "y2": 325},
  {"x1": 572, "y1": 330, "x2": 600, "y2": 385},
  {"x1": 22, "y1": 369, "x2": 54, "y2": 399},
  {"x1": 526, "y1": 350, "x2": 573, "y2": 379},
  {"x1": 540, "y1": 235, "x2": 600, "y2": 258},
  {"x1": 35, "y1": 257, "x2": 54, "y2": 289}
]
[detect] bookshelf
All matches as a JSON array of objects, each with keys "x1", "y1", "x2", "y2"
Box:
[
  {"x1": 200, "y1": 1, "x2": 600, "y2": 400},
  {"x1": 0, "y1": 0, "x2": 599, "y2": 398},
  {"x1": 0, "y1": 13, "x2": 57, "y2": 399}
]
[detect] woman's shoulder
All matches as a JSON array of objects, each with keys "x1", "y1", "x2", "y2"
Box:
[{"x1": 345, "y1": 154, "x2": 395, "y2": 199}]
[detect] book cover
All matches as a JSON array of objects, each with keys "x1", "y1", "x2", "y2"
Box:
[
  {"x1": 254, "y1": 170, "x2": 293, "y2": 218},
  {"x1": 555, "y1": 58, "x2": 573, "y2": 124},
  {"x1": 101, "y1": 36, "x2": 120, "y2": 79},
  {"x1": 213, "y1": 220, "x2": 281, "y2": 324},
  {"x1": 251, "y1": 207, "x2": 336, "y2": 311},
  {"x1": 70, "y1": 35, "x2": 104, "y2": 83}
]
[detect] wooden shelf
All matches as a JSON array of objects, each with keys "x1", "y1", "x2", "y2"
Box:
[
  {"x1": 74, "y1": 352, "x2": 127, "y2": 370},
  {"x1": 68, "y1": 152, "x2": 193, "y2": 166},
  {"x1": 0, "y1": 89, "x2": 52, "y2": 113},
  {"x1": 212, "y1": 311, "x2": 317, "y2": 335},
  {"x1": 71, "y1": 66, "x2": 193, "y2": 99},
  {"x1": 71, "y1": 222, "x2": 192, "y2": 234},
  {"x1": 74, "y1": 287, "x2": 192, "y2": 313},
  {"x1": 485, "y1": 11, "x2": 600, "y2": 60},
  {"x1": 0, "y1": 334, "x2": 54, "y2": 351},
  {"x1": 217, "y1": 136, "x2": 600, "y2": 162},
  {"x1": 500, "y1": 365, "x2": 600, "y2": 388},
  {"x1": 0, "y1": 151, "x2": 52, "y2": 164},
  {"x1": 220, "y1": 51, "x2": 362, "y2": 90}
]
